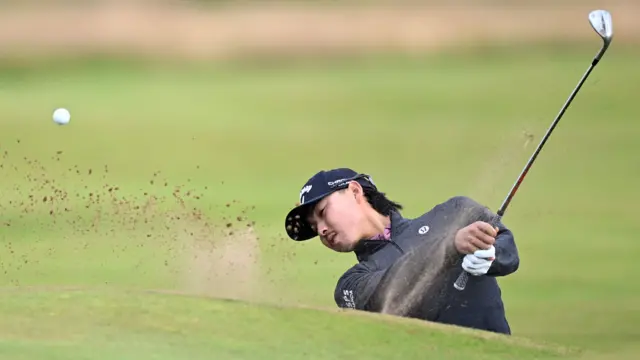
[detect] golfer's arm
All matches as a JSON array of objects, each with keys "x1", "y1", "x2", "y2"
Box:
[
  {"x1": 487, "y1": 223, "x2": 520, "y2": 276},
  {"x1": 335, "y1": 263, "x2": 386, "y2": 311},
  {"x1": 335, "y1": 236, "x2": 456, "y2": 312},
  {"x1": 453, "y1": 196, "x2": 520, "y2": 277}
]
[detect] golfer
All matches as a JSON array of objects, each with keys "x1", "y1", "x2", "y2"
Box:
[{"x1": 285, "y1": 168, "x2": 519, "y2": 335}]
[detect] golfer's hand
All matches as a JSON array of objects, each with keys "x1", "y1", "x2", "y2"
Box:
[
  {"x1": 462, "y1": 246, "x2": 495, "y2": 276},
  {"x1": 454, "y1": 221, "x2": 498, "y2": 254}
]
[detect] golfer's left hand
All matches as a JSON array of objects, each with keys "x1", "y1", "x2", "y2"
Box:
[{"x1": 462, "y1": 246, "x2": 495, "y2": 276}]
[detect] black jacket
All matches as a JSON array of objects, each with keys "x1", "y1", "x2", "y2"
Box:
[{"x1": 334, "y1": 196, "x2": 519, "y2": 334}]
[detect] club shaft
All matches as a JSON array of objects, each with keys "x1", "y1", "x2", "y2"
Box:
[
  {"x1": 453, "y1": 58, "x2": 601, "y2": 291},
  {"x1": 497, "y1": 60, "x2": 597, "y2": 217}
]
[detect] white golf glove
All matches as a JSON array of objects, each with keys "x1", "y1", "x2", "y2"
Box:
[{"x1": 462, "y1": 246, "x2": 495, "y2": 276}]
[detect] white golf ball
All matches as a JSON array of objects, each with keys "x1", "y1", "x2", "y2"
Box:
[{"x1": 53, "y1": 108, "x2": 71, "y2": 125}]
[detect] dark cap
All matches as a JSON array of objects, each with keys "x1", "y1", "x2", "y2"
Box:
[{"x1": 284, "y1": 168, "x2": 377, "y2": 241}]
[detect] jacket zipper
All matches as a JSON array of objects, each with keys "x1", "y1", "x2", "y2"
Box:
[{"x1": 390, "y1": 241, "x2": 404, "y2": 255}]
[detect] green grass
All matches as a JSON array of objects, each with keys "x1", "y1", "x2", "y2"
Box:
[
  {"x1": 0, "y1": 287, "x2": 575, "y2": 360},
  {"x1": 1, "y1": 45, "x2": 639, "y2": 359}
]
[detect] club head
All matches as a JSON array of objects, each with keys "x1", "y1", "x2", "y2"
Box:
[{"x1": 588, "y1": 10, "x2": 613, "y2": 61}]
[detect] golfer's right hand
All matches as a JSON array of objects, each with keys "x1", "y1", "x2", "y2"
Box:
[{"x1": 454, "y1": 221, "x2": 498, "y2": 254}]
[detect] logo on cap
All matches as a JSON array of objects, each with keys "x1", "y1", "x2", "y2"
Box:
[
  {"x1": 299, "y1": 185, "x2": 313, "y2": 204},
  {"x1": 328, "y1": 178, "x2": 349, "y2": 187}
]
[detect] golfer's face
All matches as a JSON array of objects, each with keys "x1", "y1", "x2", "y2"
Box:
[{"x1": 308, "y1": 189, "x2": 363, "y2": 252}]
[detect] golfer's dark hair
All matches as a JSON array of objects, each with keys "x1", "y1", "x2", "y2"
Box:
[{"x1": 363, "y1": 187, "x2": 403, "y2": 216}]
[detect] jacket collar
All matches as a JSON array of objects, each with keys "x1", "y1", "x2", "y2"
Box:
[
  {"x1": 354, "y1": 211, "x2": 409, "y2": 261},
  {"x1": 389, "y1": 210, "x2": 410, "y2": 237}
]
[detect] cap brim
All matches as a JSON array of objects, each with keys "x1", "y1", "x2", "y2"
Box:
[{"x1": 284, "y1": 194, "x2": 327, "y2": 241}]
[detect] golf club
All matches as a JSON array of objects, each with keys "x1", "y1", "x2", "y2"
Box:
[{"x1": 453, "y1": 9, "x2": 614, "y2": 291}]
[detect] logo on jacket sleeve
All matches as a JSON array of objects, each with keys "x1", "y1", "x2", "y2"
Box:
[
  {"x1": 342, "y1": 289, "x2": 355, "y2": 309},
  {"x1": 418, "y1": 225, "x2": 430, "y2": 235}
]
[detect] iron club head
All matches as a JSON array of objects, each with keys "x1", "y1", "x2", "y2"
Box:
[{"x1": 588, "y1": 10, "x2": 613, "y2": 61}]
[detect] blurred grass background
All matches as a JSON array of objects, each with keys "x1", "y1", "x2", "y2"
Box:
[{"x1": 1, "y1": 0, "x2": 639, "y2": 359}]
